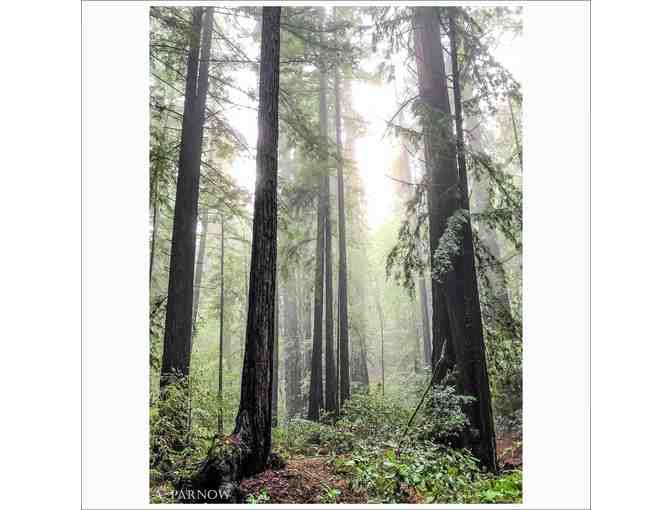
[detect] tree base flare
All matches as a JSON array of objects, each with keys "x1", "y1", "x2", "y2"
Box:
[
  {"x1": 178, "y1": 436, "x2": 250, "y2": 503},
  {"x1": 179, "y1": 437, "x2": 286, "y2": 503}
]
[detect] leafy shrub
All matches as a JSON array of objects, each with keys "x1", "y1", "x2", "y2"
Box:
[
  {"x1": 418, "y1": 384, "x2": 475, "y2": 444},
  {"x1": 150, "y1": 377, "x2": 197, "y2": 476},
  {"x1": 334, "y1": 441, "x2": 481, "y2": 503},
  {"x1": 468, "y1": 470, "x2": 522, "y2": 503},
  {"x1": 273, "y1": 416, "x2": 355, "y2": 457},
  {"x1": 336, "y1": 392, "x2": 410, "y2": 445}
]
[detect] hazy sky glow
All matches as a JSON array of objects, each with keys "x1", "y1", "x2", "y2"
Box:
[{"x1": 222, "y1": 10, "x2": 522, "y2": 234}]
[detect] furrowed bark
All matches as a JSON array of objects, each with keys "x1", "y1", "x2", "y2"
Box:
[
  {"x1": 448, "y1": 7, "x2": 497, "y2": 471},
  {"x1": 412, "y1": 6, "x2": 460, "y2": 380},
  {"x1": 185, "y1": 7, "x2": 281, "y2": 502}
]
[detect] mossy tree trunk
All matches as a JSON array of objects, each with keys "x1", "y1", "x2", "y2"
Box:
[{"x1": 447, "y1": 7, "x2": 497, "y2": 472}]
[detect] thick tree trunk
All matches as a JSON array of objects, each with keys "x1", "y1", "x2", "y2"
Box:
[
  {"x1": 447, "y1": 8, "x2": 497, "y2": 471},
  {"x1": 232, "y1": 2, "x2": 280, "y2": 467},
  {"x1": 192, "y1": 212, "x2": 209, "y2": 336},
  {"x1": 161, "y1": 6, "x2": 213, "y2": 388},
  {"x1": 412, "y1": 7, "x2": 460, "y2": 380},
  {"x1": 185, "y1": 8, "x2": 281, "y2": 502},
  {"x1": 334, "y1": 68, "x2": 351, "y2": 406}
]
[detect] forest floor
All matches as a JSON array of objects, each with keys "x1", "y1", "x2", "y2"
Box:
[
  {"x1": 240, "y1": 455, "x2": 370, "y2": 503},
  {"x1": 239, "y1": 434, "x2": 522, "y2": 504}
]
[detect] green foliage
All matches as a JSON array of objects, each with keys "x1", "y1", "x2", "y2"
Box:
[
  {"x1": 149, "y1": 377, "x2": 199, "y2": 480},
  {"x1": 273, "y1": 418, "x2": 331, "y2": 456},
  {"x1": 334, "y1": 440, "x2": 481, "y2": 503},
  {"x1": 275, "y1": 390, "x2": 517, "y2": 504},
  {"x1": 338, "y1": 392, "x2": 411, "y2": 443},
  {"x1": 326, "y1": 392, "x2": 521, "y2": 504},
  {"x1": 469, "y1": 469, "x2": 522, "y2": 503},
  {"x1": 484, "y1": 324, "x2": 522, "y2": 434},
  {"x1": 246, "y1": 488, "x2": 270, "y2": 504},
  {"x1": 418, "y1": 384, "x2": 475, "y2": 444},
  {"x1": 432, "y1": 209, "x2": 469, "y2": 281},
  {"x1": 319, "y1": 486, "x2": 341, "y2": 503}
]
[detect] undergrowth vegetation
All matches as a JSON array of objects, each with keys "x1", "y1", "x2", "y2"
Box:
[
  {"x1": 150, "y1": 376, "x2": 521, "y2": 504},
  {"x1": 272, "y1": 389, "x2": 522, "y2": 504}
]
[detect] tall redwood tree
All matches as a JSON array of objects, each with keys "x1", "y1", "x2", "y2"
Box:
[
  {"x1": 188, "y1": 10, "x2": 282, "y2": 499},
  {"x1": 160, "y1": 6, "x2": 214, "y2": 388}
]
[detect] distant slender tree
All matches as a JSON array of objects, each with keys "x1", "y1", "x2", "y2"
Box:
[
  {"x1": 283, "y1": 268, "x2": 302, "y2": 418},
  {"x1": 373, "y1": 273, "x2": 385, "y2": 396},
  {"x1": 321, "y1": 16, "x2": 338, "y2": 418},
  {"x1": 307, "y1": 160, "x2": 326, "y2": 420},
  {"x1": 192, "y1": 212, "x2": 209, "y2": 335},
  {"x1": 217, "y1": 214, "x2": 225, "y2": 435},
  {"x1": 149, "y1": 167, "x2": 160, "y2": 287},
  {"x1": 309, "y1": 8, "x2": 335, "y2": 421},
  {"x1": 324, "y1": 169, "x2": 337, "y2": 415},
  {"x1": 341, "y1": 74, "x2": 370, "y2": 393},
  {"x1": 160, "y1": 6, "x2": 214, "y2": 389},
  {"x1": 334, "y1": 68, "x2": 351, "y2": 405}
]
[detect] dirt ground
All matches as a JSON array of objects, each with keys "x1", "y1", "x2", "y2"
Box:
[{"x1": 239, "y1": 455, "x2": 368, "y2": 503}]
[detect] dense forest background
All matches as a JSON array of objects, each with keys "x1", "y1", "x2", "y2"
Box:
[{"x1": 149, "y1": 5, "x2": 522, "y2": 504}]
